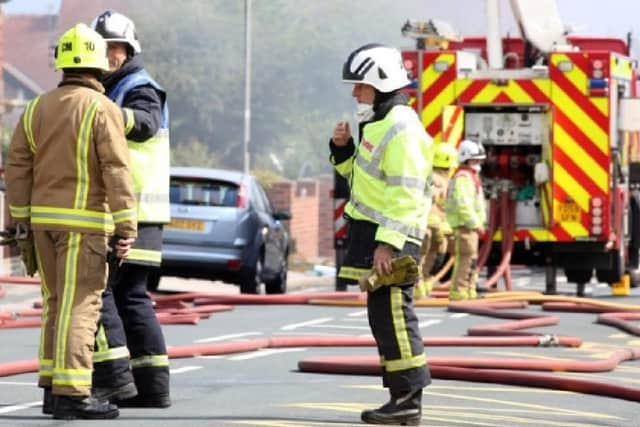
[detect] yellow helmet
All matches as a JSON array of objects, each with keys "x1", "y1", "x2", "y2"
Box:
[
  {"x1": 433, "y1": 143, "x2": 458, "y2": 169},
  {"x1": 54, "y1": 23, "x2": 109, "y2": 71}
]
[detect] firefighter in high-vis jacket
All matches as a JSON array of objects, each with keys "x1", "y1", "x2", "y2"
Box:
[
  {"x1": 446, "y1": 139, "x2": 487, "y2": 301},
  {"x1": 5, "y1": 23, "x2": 137, "y2": 420},
  {"x1": 90, "y1": 10, "x2": 171, "y2": 408},
  {"x1": 415, "y1": 142, "x2": 458, "y2": 298},
  {"x1": 330, "y1": 43, "x2": 434, "y2": 426}
]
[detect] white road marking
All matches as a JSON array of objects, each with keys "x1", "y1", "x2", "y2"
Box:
[
  {"x1": 194, "y1": 355, "x2": 225, "y2": 360},
  {"x1": 416, "y1": 312, "x2": 446, "y2": 318},
  {"x1": 514, "y1": 277, "x2": 530, "y2": 288},
  {"x1": 418, "y1": 319, "x2": 442, "y2": 329},
  {"x1": 170, "y1": 366, "x2": 203, "y2": 374},
  {"x1": 194, "y1": 332, "x2": 263, "y2": 343},
  {"x1": 308, "y1": 323, "x2": 370, "y2": 331},
  {"x1": 280, "y1": 317, "x2": 333, "y2": 331},
  {"x1": 0, "y1": 381, "x2": 33, "y2": 386},
  {"x1": 272, "y1": 331, "x2": 355, "y2": 337},
  {"x1": 0, "y1": 401, "x2": 41, "y2": 414},
  {"x1": 449, "y1": 313, "x2": 469, "y2": 319},
  {"x1": 347, "y1": 310, "x2": 368, "y2": 317},
  {"x1": 228, "y1": 348, "x2": 306, "y2": 361}
]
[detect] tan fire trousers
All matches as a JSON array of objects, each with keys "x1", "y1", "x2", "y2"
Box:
[
  {"x1": 34, "y1": 230, "x2": 108, "y2": 396},
  {"x1": 420, "y1": 226, "x2": 449, "y2": 281},
  {"x1": 449, "y1": 227, "x2": 479, "y2": 301}
]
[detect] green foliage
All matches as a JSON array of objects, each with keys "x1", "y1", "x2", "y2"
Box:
[
  {"x1": 124, "y1": 0, "x2": 425, "y2": 177},
  {"x1": 251, "y1": 168, "x2": 286, "y2": 190},
  {"x1": 170, "y1": 138, "x2": 220, "y2": 168}
]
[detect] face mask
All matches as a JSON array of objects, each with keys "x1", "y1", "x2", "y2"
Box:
[
  {"x1": 471, "y1": 164, "x2": 482, "y2": 173},
  {"x1": 355, "y1": 103, "x2": 375, "y2": 122}
]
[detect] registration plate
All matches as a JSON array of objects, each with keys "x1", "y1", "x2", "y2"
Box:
[
  {"x1": 166, "y1": 218, "x2": 205, "y2": 231},
  {"x1": 556, "y1": 202, "x2": 581, "y2": 222}
]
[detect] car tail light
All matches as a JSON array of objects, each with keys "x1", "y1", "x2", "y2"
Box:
[
  {"x1": 237, "y1": 184, "x2": 248, "y2": 208},
  {"x1": 227, "y1": 259, "x2": 242, "y2": 270}
]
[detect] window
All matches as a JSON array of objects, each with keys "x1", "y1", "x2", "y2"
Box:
[{"x1": 169, "y1": 178, "x2": 239, "y2": 207}]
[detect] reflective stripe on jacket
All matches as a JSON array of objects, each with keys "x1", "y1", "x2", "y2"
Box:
[
  {"x1": 6, "y1": 77, "x2": 137, "y2": 238},
  {"x1": 332, "y1": 105, "x2": 434, "y2": 249},
  {"x1": 445, "y1": 167, "x2": 486, "y2": 230},
  {"x1": 108, "y1": 69, "x2": 170, "y2": 224}
]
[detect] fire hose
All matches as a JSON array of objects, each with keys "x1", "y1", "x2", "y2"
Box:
[{"x1": 480, "y1": 188, "x2": 515, "y2": 291}]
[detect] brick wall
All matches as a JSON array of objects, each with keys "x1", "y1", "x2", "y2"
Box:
[
  {"x1": 317, "y1": 174, "x2": 335, "y2": 258},
  {"x1": 266, "y1": 176, "x2": 336, "y2": 262}
]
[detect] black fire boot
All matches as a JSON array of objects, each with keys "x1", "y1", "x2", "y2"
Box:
[
  {"x1": 113, "y1": 393, "x2": 171, "y2": 408},
  {"x1": 53, "y1": 395, "x2": 119, "y2": 420},
  {"x1": 42, "y1": 387, "x2": 54, "y2": 415},
  {"x1": 92, "y1": 382, "x2": 138, "y2": 402},
  {"x1": 361, "y1": 389, "x2": 422, "y2": 425}
]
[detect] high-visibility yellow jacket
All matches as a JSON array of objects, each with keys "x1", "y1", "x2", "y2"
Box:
[
  {"x1": 6, "y1": 77, "x2": 137, "y2": 238},
  {"x1": 332, "y1": 104, "x2": 434, "y2": 249},
  {"x1": 427, "y1": 168, "x2": 452, "y2": 234},
  {"x1": 445, "y1": 166, "x2": 485, "y2": 230}
]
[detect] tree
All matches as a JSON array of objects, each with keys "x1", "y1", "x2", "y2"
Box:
[{"x1": 126, "y1": 0, "x2": 426, "y2": 177}]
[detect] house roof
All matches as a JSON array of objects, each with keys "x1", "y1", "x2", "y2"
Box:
[
  {"x1": 3, "y1": 0, "x2": 129, "y2": 93},
  {"x1": 4, "y1": 14, "x2": 58, "y2": 92}
]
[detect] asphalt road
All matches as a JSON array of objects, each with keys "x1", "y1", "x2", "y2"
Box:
[{"x1": 0, "y1": 268, "x2": 639, "y2": 427}]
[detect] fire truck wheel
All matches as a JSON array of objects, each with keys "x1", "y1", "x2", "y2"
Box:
[
  {"x1": 595, "y1": 248, "x2": 624, "y2": 285},
  {"x1": 564, "y1": 268, "x2": 593, "y2": 286}
]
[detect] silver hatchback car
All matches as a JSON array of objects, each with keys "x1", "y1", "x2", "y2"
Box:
[{"x1": 153, "y1": 167, "x2": 291, "y2": 294}]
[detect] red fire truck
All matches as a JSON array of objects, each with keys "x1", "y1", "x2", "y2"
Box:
[{"x1": 333, "y1": 0, "x2": 640, "y2": 295}]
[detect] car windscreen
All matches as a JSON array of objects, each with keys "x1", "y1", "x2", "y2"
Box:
[{"x1": 170, "y1": 177, "x2": 239, "y2": 207}]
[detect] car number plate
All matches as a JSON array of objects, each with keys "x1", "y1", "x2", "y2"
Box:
[
  {"x1": 166, "y1": 218, "x2": 205, "y2": 231},
  {"x1": 556, "y1": 202, "x2": 581, "y2": 222}
]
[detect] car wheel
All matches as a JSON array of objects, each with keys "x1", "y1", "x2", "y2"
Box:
[
  {"x1": 240, "y1": 257, "x2": 262, "y2": 294},
  {"x1": 147, "y1": 269, "x2": 161, "y2": 292},
  {"x1": 265, "y1": 257, "x2": 287, "y2": 294}
]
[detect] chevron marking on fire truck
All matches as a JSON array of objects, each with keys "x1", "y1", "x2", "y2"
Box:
[{"x1": 549, "y1": 52, "x2": 610, "y2": 240}]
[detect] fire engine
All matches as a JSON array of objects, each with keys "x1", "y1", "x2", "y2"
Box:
[{"x1": 333, "y1": 0, "x2": 640, "y2": 295}]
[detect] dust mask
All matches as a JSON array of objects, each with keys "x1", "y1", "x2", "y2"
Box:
[
  {"x1": 471, "y1": 164, "x2": 482, "y2": 173},
  {"x1": 355, "y1": 103, "x2": 375, "y2": 123}
]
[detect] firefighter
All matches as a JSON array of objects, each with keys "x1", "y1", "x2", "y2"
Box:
[
  {"x1": 5, "y1": 23, "x2": 137, "y2": 419},
  {"x1": 330, "y1": 43, "x2": 434, "y2": 425},
  {"x1": 415, "y1": 142, "x2": 458, "y2": 298},
  {"x1": 90, "y1": 10, "x2": 171, "y2": 408},
  {"x1": 446, "y1": 139, "x2": 487, "y2": 301}
]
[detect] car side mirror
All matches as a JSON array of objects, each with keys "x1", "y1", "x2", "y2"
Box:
[{"x1": 272, "y1": 211, "x2": 292, "y2": 221}]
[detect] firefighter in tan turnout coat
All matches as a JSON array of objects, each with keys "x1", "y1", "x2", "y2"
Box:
[{"x1": 5, "y1": 23, "x2": 137, "y2": 420}]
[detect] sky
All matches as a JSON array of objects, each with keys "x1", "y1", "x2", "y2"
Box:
[
  {"x1": 3, "y1": 0, "x2": 640, "y2": 48},
  {"x1": 2, "y1": 0, "x2": 61, "y2": 15}
]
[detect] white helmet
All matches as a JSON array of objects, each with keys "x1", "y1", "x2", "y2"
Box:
[
  {"x1": 342, "y1": 43, "x2": 411, "y2": 93},
  {"x1": 91, "y1": 10, "x2": 141, "y2": 54},
  {"x1": 458, "y1": 139, "x2": 486, "y2": 164}
]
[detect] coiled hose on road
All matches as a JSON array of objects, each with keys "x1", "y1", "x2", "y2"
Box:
[{"x1": 1, "y1": 272, "x2": 639, "y2": 401}]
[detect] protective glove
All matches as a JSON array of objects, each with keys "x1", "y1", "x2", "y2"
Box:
[
  {"x1": 359, "y1": 255, "x2": 419, "y2": 292},
  {"x1": 414, "y1": 278, "x2": 427, "y2": 299},
  {"x1": 15, "y1": 223, "x2": 37, "y2": 277}
]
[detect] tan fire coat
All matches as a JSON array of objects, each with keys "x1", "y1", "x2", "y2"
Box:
[{"x1": 6, "y1": 76, "x2": 137, "y2": 238}]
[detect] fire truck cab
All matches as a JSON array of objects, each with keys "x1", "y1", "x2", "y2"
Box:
[{"x1": 397, "y1": 0, "x2": 640, "y2": 295}]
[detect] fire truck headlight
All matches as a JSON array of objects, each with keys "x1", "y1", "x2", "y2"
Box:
[
  {"x1": 592, "y1": 216, "x2": 602, "y2": 226},
  {"x1": 434, "y1": 61, "x2": 450, "y2": 72},
  {"x1": 591, "y1": 225, "x2": 603, "y2": 235},
  {"x1": 557, "y1": 60, "x2": 573, "y2": 72},
  {"x1": 591, "y1": 207, "x2": 602, "y2": 217}
]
